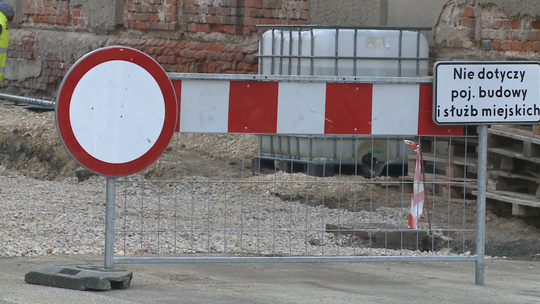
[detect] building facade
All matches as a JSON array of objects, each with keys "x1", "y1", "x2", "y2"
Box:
[{"x1": 3, "y1": 0, "x2": 540, "y2": 97}]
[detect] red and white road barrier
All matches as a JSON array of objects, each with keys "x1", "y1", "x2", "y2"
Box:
[{"x1": 171, "y1": 80, "x2": 464, "y2": 136}]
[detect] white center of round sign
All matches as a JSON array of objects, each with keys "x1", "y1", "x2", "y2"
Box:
[{"x1": 69, "y1": 60, "x2": 165, "y2": 164}]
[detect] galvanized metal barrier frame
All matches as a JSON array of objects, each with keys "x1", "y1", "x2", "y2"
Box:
[{"x1": 104, "y1": 74, "x2": 486, "y2": 285}]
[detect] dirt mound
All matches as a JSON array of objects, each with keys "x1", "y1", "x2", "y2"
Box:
[{"x1": 0, "y1": 104, "x2": 78, "y2": 181}]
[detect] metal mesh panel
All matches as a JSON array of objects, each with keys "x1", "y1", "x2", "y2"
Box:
[{"x1": 113, "y1": 132, "x2": 479, "y2": 263}]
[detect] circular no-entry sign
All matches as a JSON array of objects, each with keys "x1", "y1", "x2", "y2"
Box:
[{"x1": 56, "y1": 46, "x2": 177, "y2": 177}]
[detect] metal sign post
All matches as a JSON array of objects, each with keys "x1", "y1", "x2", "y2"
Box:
[
  {"x1": 28, "y1": 46, "x2": 176, "y2": 290},
  {"x1": 434, "y1": 61, "x2": 540, "y2": 285},
  {"x1": 55, "y1": 47, "x2": 178, "y2": 270},
  {"x1": 475, "y1": 125, "x2": 487, "y2": 285},
  {"x1": 105, "y1": 177, "x2": 116, "y2": 269}
]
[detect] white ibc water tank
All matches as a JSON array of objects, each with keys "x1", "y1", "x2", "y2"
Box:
[
  {"x1": 259, "y1": 29, "x2": 429, "y2": 77},
  {"x1": 256, "y1": 27, "x2": 429, "y2": 176}
]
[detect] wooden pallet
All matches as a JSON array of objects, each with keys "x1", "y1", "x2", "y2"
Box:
[
  {"x1": 419, "y1": 136, "x2": 478, "y2": 158},
  {"x1": 488, "y1": 170, "x2": 540, "y2": 198},
  {"x1": 402, "y1": 173, "x2": 477, "y2": 200},
  {"x1": 405, "y1": 137, "x2": 479, "y2": 199},
  {"x1": 488, "y1": 125, "x2": 540, "y2": 164},
  {"x1": 533, "y1": 124, "x2": 540, "y2": 135},
  {"x1": 485, "y1": 190, "x2": 540, "y2": 216},
  {"x1": 487, "y1": 125, "x2": 540, "y2": 216},
  {"x1": 407, "y1": 153, "x2": 478, "y2": 179}
]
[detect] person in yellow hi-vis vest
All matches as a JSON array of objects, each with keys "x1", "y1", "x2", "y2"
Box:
[{"x1": 0, "y1": 2, "x2": 14, "y2": 82}]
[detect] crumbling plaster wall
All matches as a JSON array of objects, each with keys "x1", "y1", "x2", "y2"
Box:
[
  {"x1": 474, "y1": 0, "x2": 540, "y2": 18},
  {"x1": 308, "y1": 0, "x2": 387, "y2": 26},
  {"x1": 434, "y1": 0, "x2": 540, "y2": 61},
  {"x1": 70, "y1": 0, "x2": 124, "y2": 33}
]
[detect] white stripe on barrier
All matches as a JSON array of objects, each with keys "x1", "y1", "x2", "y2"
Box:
[
  {"x1": 277, "y1": 82, "x2": 327, "y2": 134},
  {"x1": 180, "y1": 80, "x2": 230, "y2": 133},
  {"x1": 372, "y1": 84, "x2": 420, "y2": 135}
]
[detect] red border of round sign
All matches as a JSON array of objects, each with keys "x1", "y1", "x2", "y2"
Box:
[{"x1": 56, "y1": 46, "x2": 177, "y2": 177}]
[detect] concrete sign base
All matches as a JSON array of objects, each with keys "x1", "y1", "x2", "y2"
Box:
[{"x1": 24, "y1": 264, "x2": 132, "y2": 291}]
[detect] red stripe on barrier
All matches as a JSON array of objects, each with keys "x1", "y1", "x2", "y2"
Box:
[
  {"x1": 228, "y1": 81, "x2": 279, "y2": 133},
  {"x1": 417, "y1": 84, "x2": 464, "y2": 136},
  {"x1": 171, "y1": 80, "x2": 182, "y2": 132},
  {"x1": 324, "y1": 83, "x2": 372, "y2": 134}
]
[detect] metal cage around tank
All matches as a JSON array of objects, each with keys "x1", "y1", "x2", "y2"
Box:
[{"x1": 254, "y1": 25, "x2": 433, "y2": 178}]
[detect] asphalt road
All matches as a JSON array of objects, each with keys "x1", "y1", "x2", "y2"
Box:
[{"x1": 1, "y1": 255, "x2": 539, "y2": 304}]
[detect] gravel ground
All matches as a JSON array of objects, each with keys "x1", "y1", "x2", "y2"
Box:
[
  {"x1": 0, "y1": 103, "x2": 446, "y2": 259},
  {"x1": 0, "y1": 168, "x2": 107, "y2": 257},
  {"x1": 0, "y1": 167, "x2": 446, "y2": 259},
  {"x1": 0, "y1": 100, "x2": 539, "y2": 260}
]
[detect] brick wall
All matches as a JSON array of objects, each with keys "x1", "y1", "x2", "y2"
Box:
[
  {"x1": 6, "y1": 0, "x2": 309, "y2": 96},
  {"x1": 9, "y1": 1, "x2": 540, "y2": 97},
  {"x1": 124, "y1": 0, "x2": 180, "y2": 31},
  {"x1": 107, "y1": 37, "x2": 258, "y2": 74},
  {"x1": 123, "y1": 0, "x2": 308, "y2": 34},
  {"x1": 480, "y1": 6, "x2": 538, "y2": 53},
  {"x1": 434, "y1": 2, "x2": 540, "y2": 61},
  {"x1": 22, "y1": 0, "x2": 71, "y2": 26},
  {"x1": 22, "y1": 0, "x2": 308, "y2": 32}
]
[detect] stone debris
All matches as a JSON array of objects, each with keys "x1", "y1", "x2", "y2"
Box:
[{"x1": 0, "y1": 166, "x2": 450, "y2": 259}]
